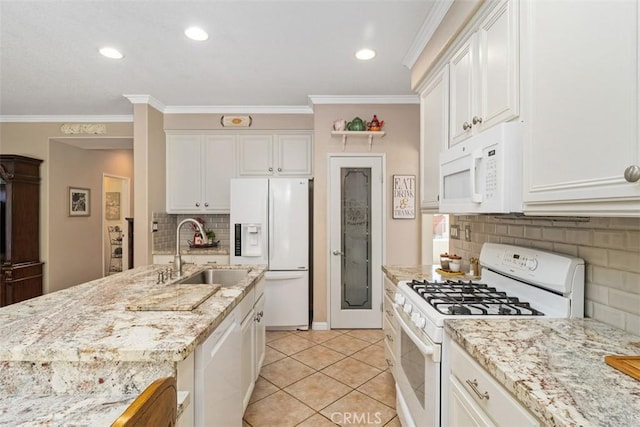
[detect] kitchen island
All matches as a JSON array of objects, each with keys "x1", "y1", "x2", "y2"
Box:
[
  {"x1": 445, "y1": 318, "x2": 640, "y2": 427},
  {"x1": 0, "y1": 263, "x2": 265, "y2": 425}
]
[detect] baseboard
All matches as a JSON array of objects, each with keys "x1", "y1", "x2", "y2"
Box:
[{"x1": 311, "y1": 322, "x2": 329, "y2": 330}]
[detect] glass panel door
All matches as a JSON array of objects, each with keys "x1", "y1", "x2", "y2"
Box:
[{"x1": 341, "y1": 168, "x2": 372, "y2": 310}]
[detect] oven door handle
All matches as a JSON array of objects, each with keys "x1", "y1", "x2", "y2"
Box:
[{"x1": 392, "y1": 303, "x2": 440, "y2": 363}]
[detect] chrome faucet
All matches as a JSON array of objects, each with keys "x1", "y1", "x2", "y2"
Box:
[{"x1": 175, "y1": 218, "x2": 206, "y2": 276}]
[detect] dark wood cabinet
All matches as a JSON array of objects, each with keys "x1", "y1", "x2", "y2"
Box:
[{"x1": 0, "y1": 155, "x2": 43, "y2": 306}]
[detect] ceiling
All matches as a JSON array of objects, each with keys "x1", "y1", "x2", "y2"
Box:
[{"x1": 0, "y1": 0, "x2": 438, "y2": 118}]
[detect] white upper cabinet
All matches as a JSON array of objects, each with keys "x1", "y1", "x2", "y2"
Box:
[
  {"x1": 420, "y1": 64, "x2": 449, "y2": 210},
  {"x1": 522, "y1": 0, "x2": 640, "y2": 215},
  {"x1": 237, "y1": 132, "x2": 313, "y2": 177},
  {"x1": 166, "y1": 133, "x2": 235, "y2": 214},
  {"x1": 449, "y1": 0, "x2": 520, "y2": 147}
]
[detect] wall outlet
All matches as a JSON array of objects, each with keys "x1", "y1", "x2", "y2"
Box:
[
  {"x1": 464, "y1": 225, "x2": 472, "y2": 242},
  {"x1": 152, "y1": 221, "x2": 158, "y2": 232},
  {"x1": 450, "y1": 224, "x2": 460, "y2": 240}
]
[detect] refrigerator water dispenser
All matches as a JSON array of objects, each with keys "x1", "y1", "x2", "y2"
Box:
[{"x1": 234, "y1": 223, "x2": 263, "y2": 257}]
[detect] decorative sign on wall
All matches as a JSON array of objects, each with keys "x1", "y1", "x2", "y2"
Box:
[
  {"x1": 220, "y1": 115, "x2": 252, "y2": 127},
  {"x1": 392, "y1": 175, "x2": 415, "y2": 219},
  {"x1": 105, "y1": 192, "x2": 121, "y2": 220}
]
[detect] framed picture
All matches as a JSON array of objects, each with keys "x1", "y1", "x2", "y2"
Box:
[
  {"x1": 392, "y1": 175, "x2": 416, "y2": 219},
  {"x1": 105, "y1": 192, "x2": 121, "y2": 220},
  {"x1": 69, "y1": 187, "x2": 90, "y2": 217}
]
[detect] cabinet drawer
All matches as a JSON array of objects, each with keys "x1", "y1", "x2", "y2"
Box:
[{"x1": 450, "y1": 340, "x2": 539, "y2": 426}]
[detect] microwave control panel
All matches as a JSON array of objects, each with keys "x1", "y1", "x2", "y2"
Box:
[{"x1": 485, "y1": 148, "x2": 498, "y2": 200}]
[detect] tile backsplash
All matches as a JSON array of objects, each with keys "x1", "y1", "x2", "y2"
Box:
[
  {"x1": 449, "y1": 215, "x2": 640, "y2": 335},
  {"x1": 153, "y1": 212, "x2": 230, "y2": 252}
]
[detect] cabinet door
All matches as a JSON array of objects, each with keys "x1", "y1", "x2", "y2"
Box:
[
  {"x1": 167, "y1": 135, "x2": 204, "y2": 212},
  {"x1": 203, "y1": 135, "x2": 235, "y2": 212},
  {"x1": 237, "y1": 135, "x2": 274, "y2": 176},
  {"x1": 449, "y1": 35, "x2": 477, "y2": 147},
  {"x1": 240, "y1": 309, "x2": 255, "y2": 411},
  {"x1": 477, "y1": 0, "x2": 519, "y2": 131},
  {"x1": 254, "y1": 292, "x2": 266, "y2": 380},
  {"x1": 523, "y1": 0, "x2": 640, "y2": 214},
  {"x1": 420, "y1": 65, "x2": 449, "y2": 210},
  {"x1": 275, "y1": 133, "x2": 313, "y2": 176}
]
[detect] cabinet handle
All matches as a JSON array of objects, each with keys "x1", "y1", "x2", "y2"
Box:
[
  {"x1": 268, "y1": 167, "x2": 273, "y2": 172},
  {"x1": 624, "y1": 165, "x2": 640, "y2": 183},
  {"x1": 462, "y1": 121, "x2": 472, "y2": 131},
  {"x1": 195, "y1": 202, "x2": 200, "y2": 207},
  {"x1": 465, "y1": 379, "x2": 490, "y2": 400},
  {"x1": 204, "y1": 202, "x2": 209, "y2": 207},
  {"x1": 472, "y1": 116, "x2": 483, "y2": 125}
]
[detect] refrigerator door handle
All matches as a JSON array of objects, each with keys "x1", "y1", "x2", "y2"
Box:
[
  {"x1": 265, "y1": 271, "x2": 307, "y2": 280},
  {"x1": 268, "y1": 188, "x2": 274, "y2": 264}
]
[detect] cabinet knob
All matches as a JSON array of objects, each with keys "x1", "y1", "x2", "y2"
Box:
[
  {"x1": 204, "y1": 202, "x2": 209, "y2": 207},
  {"x1": 277, "y1": 167, "x2": 282, "y2": 172},
  {"x1": 195, "y1": 202, "x2": 200, "y2": 207},
  {"x1": 462, "y1": 121, "x2": 472, "y2": 131},
  {"x1": 624, "y1": 165, "x2": 640, "y2": 183},
  {"x1": 268, "y1": 167, "x2": 273, "y2": 172},
  {"x1": 472, "y1": 116, "x2": 483, "y2": 125}
]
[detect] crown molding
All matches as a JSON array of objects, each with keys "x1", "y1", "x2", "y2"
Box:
[
  {"x1": 163, "y1": 105, "x2": 313, "y2": 114},
  {"x1": 0, "y1": 115, "x2": 133, "y2": 123},
  {"x1": 122, "y1": 94, "x2": 166, "y2": 112},
  {"x1": 402, "y1": 0, "x2": 454, "y2": 69},
  {"x1": 308, "y1": 95, "x2": 419, "y2": 105}
]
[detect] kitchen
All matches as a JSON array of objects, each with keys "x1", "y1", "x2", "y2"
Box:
[{"x1": 1, "y1": 0, "x2": 639, "y2": 426}]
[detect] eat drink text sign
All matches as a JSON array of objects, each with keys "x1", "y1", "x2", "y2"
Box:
[{"x1": 393, "y1": 175, "x2": 415, "y2": 219}]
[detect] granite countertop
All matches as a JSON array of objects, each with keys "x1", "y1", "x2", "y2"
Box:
[
  {"x1": 153, "y1": 247, "x2": 229, "y2": 255},
  {"x1": 0, "y1": 263, "x2": 264, "y2": 425},
  {"x1": 382, "y1": 265, "x2": 478, "y2": 284},
  {"x1": 0, "y1": 263, "x2": 265, "y2": 364},
  {"x1": 445, "y1": 318, "x2": 640, "y2": 427}
]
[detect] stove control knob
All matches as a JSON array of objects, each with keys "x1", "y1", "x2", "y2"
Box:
[
  {"x1": 394, "y1": 293, "x2": 406, "y2": 306},
  {"x1": 525, "y1": 258, "x2": 538, "y2": 271},
  {"x1": 403, "y1": 303, "x2": 413, "y2": 314},
  {"x1": 411, "y1": 313, "x2": 426, "y2": 328}
]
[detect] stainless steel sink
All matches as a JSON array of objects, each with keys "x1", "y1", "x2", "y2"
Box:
[{"x1": 177, "y1": 269, "x2": 249, "y2": 286}]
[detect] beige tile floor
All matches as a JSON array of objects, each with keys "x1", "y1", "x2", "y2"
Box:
[{"x1": 243, "y1": 329, "x2": 400, "y2": 427}]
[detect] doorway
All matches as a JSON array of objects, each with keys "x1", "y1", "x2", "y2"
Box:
[
  {"x1": 103, "y1": 175, "x2": 130, "y2": 276},
  {"x1": 328, "y1": 154, "x2": 384, "y2": 329}
]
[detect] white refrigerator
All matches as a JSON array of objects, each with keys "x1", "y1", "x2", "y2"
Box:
[{"x1": 230, "y1": 178, "x2": 309, "y2": 330}]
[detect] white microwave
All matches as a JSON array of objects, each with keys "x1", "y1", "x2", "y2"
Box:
[{"x1": 439, "y1": 122, "x2": 523, "y2": 214}]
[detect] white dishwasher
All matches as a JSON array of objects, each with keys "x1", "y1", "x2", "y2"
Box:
[{"x1": 195, "y1": 308, "x2": 241, "y2": 426}]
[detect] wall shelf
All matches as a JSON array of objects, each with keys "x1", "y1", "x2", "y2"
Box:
[{"x1": 331, "y1": 131, "x2": 386, "y2": 151}]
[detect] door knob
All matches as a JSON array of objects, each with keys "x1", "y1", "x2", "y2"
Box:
[
  {"x1": 624, "y1": 165, "x2": 640, "y2": 183},
  {"x1": 332, "y1": 250, "x2": 344, "y2": 256}
]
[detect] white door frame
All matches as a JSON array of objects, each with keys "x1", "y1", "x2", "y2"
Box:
[
  {"x1": 102, "y1": 174, "x2": 131, "y2": 275},
  {"x1": 326, "y1": 153, "x2": 386, "y2": 329}
]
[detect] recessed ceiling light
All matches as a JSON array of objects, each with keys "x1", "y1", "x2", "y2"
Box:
[
  {"x1": 99, "y1": 47, "x2": 123, "y2": 59},
  {"x1": 185, "y1": 26, "x2": 209, "y2": 41},
  {"x1": 355, "y1": 48, "x2": 376, "y2": 60}
]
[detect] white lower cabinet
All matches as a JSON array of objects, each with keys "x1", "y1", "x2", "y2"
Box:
[
  {"x1": 447, "y1": 338, "x2": 539, "y2": 427},
  {"x1": 241, "y1": 278, "x2": 266, "y2": 412},
  {"x1": 194, "y1": 304, "x2": 242, "y2": 426},
  {"x1": 382, "y1": 276, "x2": 398, "y2": 377},
  {"x1": 153, "y1": 254, "x2": 229, "y2": 266}
]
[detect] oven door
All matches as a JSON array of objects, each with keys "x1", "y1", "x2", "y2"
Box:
[{"x1": 393, "y1": 303, "x2": 441, "y2": 427}]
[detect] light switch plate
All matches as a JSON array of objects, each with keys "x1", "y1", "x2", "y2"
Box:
[
  {"x1": 464, "y1": 225, "x2": 471, "y2": 242},
  {"x1": 152, "y1": 221, "x2": 158, "y2": 232},
  {"x1": 450, "y1": 224, "x2": 460, "y2": 240}
]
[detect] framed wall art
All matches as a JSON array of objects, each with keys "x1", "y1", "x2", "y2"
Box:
[
  {"x1": 392, "y1": 175, "x2": 415, "y2": 219},
  {"x1": 69, "y1": 187, "x2": 90, "y2": 217}
]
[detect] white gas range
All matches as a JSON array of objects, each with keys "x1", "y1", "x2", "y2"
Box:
[{"x1": 391, "y1": 243, "x2": 585, "y2": 427}]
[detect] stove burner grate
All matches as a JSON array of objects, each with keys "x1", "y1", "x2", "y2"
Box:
[{"x1": 407, "y1": 279, "x2": 544, "y2": 316}]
